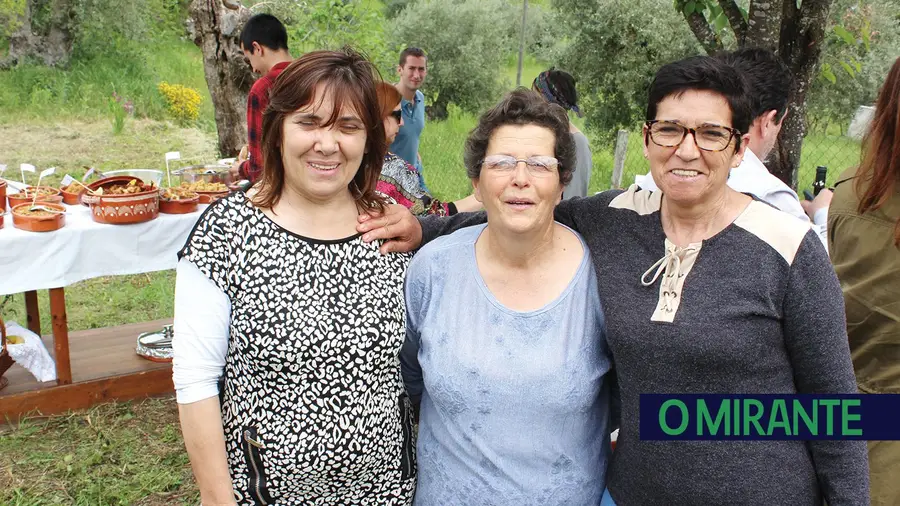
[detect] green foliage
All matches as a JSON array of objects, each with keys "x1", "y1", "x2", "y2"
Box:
[
  {"x1": 390, "y1": 0, "x2": 517, "y2": 119},
  {"x1": 0, "y1": 33, "x2": 213, "y2": 125},
  {"x1": 0, "y1": 0, "x2": 25, "y2": 42},
  {"x1": 260, "y1": 0, "x2": 394, "y2": 76},
  {"x1": 108, "y1": 91, "x2": 133, "y2": 134},
  {"x1": 808, "y1": 0, "x2": 900, "y2": 133},
  {"x1": 383, "y1": 0, "x2": 413, "y2": 18},
  {"x1": 72, "y1": 0, "x2": 188, "y2": 61},
  {"x1": 551, "y1": 0, "x2": 702, "y2": 141}
]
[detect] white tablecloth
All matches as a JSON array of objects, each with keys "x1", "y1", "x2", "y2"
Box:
[{"x1": 1, "y1": 180, "x2": 206, "y2": 296}]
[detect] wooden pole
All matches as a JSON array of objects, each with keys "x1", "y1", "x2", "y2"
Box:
[
  {"x1": 24, "y1": 291, "x2": 40, "y2": 335},
  {"x1": 48, "y1": 287, "x2": 72, "y2": 385},
  {"x1": 516, "y1": 0, "x2": 528, "y2": 87},
  {"x1": 612, "y1": 130, "x2": 630, "y2": 189}
]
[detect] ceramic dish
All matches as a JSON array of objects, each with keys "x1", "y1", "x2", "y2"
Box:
[{"x1": 11, "y1": 203, "x2": 66, "y2": 232}]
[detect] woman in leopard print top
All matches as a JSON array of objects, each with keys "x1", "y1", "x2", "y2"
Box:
[{"x1": 173, "y1": 49, "x2": 416, "y2": 506}]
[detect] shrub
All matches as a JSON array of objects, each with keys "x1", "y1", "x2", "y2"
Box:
[
  {"x1": 390, "y1": 0, "x2": 517, "y2": 119},
  {"x1": 157, "y1": 81, "x2": 201, "y2": 124},
  {"x1": 550, "y1": 0, "x2": 702, "y2": 141}
]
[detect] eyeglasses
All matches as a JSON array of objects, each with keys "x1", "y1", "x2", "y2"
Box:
[
  {"x1": 481, "y1": 155, "x2": 559, "y2": 176},
  {"x1": 390, "y1": 109, "x2": 402, "y2": 122},
  {"x1": 645, "y1": 120, "x2": 741, "y2": 152}
]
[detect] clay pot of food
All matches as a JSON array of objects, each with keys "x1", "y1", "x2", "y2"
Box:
[
  {"x1": 0, "y1": 179, "x2": 6, "y2": 213},
  {"x1": 60, "y1": 183, "x2": 86, "y2": 205},
  {"x1": 82, "y1": 179, "x2": 160, "y2": 224},
  {"x1": 7, "y1": 186, "x2": 64, "y2": 208},
  {"x1": 11, "y1": 203, "x2": 66, "y2": 232},
  {"x1": 177, "y1": 181, "x2": 230, "y2": 204},
  {"x1": 159, "y1": 187, "x2": 199, "y2": 214}
]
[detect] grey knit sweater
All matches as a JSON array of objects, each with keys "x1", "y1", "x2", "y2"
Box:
[{"x1": 419, "y1": 186, "x2": 868, "y2": 506}]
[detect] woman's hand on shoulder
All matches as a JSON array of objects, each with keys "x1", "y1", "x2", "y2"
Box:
[{"x1": 357, "y1": 203, "x2": 422, "y2": 254}]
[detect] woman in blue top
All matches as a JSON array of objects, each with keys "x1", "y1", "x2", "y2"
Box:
[{"x1": 400, "y1": 89, "x2": 612, "y2": 505}]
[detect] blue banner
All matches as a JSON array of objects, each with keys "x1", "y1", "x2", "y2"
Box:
[{"x1": 639, "y1": 394, "x2": 900, "y2": 440}]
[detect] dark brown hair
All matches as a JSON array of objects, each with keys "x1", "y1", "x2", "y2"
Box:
[
  {"x1": 463, "y1": 88, "x2": 576, "y2": 186},
  {"x1": 253, "y1": 48, "x2": 387, "y2": 211},
  {"x1": 376, "y1": 81, "x2": 402, "y2": 120},
  {"x1": 399, "y1": 47, "x2": 426, "y2": 67},
  {"x1": 856, "y1": 56, "x2": 900, "y2": 246}
]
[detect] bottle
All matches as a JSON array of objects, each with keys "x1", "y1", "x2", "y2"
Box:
[{"x1": 813, "y1": 166, "x2": 828, "y2": 196}]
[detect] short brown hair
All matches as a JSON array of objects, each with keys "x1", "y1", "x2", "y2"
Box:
[
  {"x1": 463, "y1": 88, "x2": 576, "y2": 186},
  {"x1": 376, "y1": 81, "x2": 402, "y2": 120},
  {"x1": 399, "y1": 47, "x2": 426, "y2": 67},
  {"x1": 253, "y1": 48, "x2": 387, "y2": 211}
]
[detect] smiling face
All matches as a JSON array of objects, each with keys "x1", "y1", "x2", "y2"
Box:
[
  {"x1": 280, "y1": 83, "x2": 368, "y2": 204},
  {"x1": 398, "y1": 55, "x2": 427, "y2": 91},
  {"x1": 473, "y1": 124, "x2": 562, "y2": 236},
  {"x1": 643, "y1": 89, "x2": 747, "y2": 206}
]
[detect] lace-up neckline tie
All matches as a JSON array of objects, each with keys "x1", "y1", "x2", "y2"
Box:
[{"x1": 641, "y1": 241, "x2": 701, "y2": 321}]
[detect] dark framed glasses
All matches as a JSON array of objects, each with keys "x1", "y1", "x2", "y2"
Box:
[
  {"x1": 645, "y1": 120, "x2": 741, "y2": 152},
  {"x1": 390, "y1": 109, "x2": 402, "y2": 122}
]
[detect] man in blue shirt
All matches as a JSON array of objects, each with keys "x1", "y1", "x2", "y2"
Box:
[{"x1": 390, "y1": 47, "x2": 429, "y2": 191}]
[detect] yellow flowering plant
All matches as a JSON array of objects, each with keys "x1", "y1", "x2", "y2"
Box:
[{"x1": 157, "y1": 82, "x2": 202, "y2": 124}]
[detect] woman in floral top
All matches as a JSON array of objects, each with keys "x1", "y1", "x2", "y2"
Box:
[{"x1": 376, "y1": 82, "x2": 480, "y2": 216}]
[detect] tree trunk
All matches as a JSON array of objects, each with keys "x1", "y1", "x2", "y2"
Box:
[
  {"x1": 188, "y1": 0, "x2": 253, "y2": 157},
  {"x1": 719, "y1": 0, "x2": 748, "y2": 45},
  {"x1": 744, "y1": 0, "x2": 781, "y2": 50},
  {"x1": 768, "y1": 0, "x2": 833, "y2": 188},
  {"x1": 683, "y1": 11, "x2": 722, "y2": 54},
  {"x1": 0, "y1": 0, "x2": 76, "y2": 68}
]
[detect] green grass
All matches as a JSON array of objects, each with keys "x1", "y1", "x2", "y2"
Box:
[
  {"x1": 0, "y1": 36, "x2": 215, "y2": 131},
  {"x1": 0, "y1": 398, "x2": 197, "y2": 505}
]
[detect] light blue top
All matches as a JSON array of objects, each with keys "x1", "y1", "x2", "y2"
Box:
[
  {"x1": 401, "y1": 223, "x2": 612, "y2": 506},
  {"x1": 389, "y1": 89, "x2": 425, "y2": 173}
]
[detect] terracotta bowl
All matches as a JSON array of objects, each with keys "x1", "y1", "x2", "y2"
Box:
[
  {"x1": 195, "y1": 190, "x2": 230, "y2": 204},
  {"x1": 60, "y1": 185, "x2": 85, "y2": 205},
  {"x1": 159, "y1": 189, "x2": 200, "y2": 215},
  {"x1": 87, "y1": 175, "x2": 143, "y2": 192},
  {"x1": 82, "y1": 184, "x2": 160, "y2": 224},
  {"x1": 0, "y1": 179, "x2": 6, "y2": 213},
  {"x1": 0, "y1": 212, "x2": 4, "y2": 229},
  {"x1": 7, "y1": 186, "x2": 64, "y2": 208},
  {"x1": 11, "y1": 203, "x2": 66, "y2": 232}
]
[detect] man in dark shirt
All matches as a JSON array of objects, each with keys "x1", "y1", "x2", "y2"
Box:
[{"x1": 229, "y1": 13, "x2": 292, "y2": 184}]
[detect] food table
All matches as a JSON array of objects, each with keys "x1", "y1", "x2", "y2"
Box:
[{"x1": 0, "y1": 178, "x2": 209, "y2": 418}]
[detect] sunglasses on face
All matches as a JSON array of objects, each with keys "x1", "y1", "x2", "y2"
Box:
[{"x1": 390, "y1": 110, "x2": 402, "y2": 122}]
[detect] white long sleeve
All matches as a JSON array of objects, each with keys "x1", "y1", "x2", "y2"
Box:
[{"x1": 172, "y1": 258, "x2": 231, "y2": 404}]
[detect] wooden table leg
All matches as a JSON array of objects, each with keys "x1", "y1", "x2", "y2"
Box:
[
  {"x1": 48, "y1": 287, "x2": 72, "y2": 385},
  {"x1": 24, "y1": 290, "x2": 40, "y2": 335}
]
